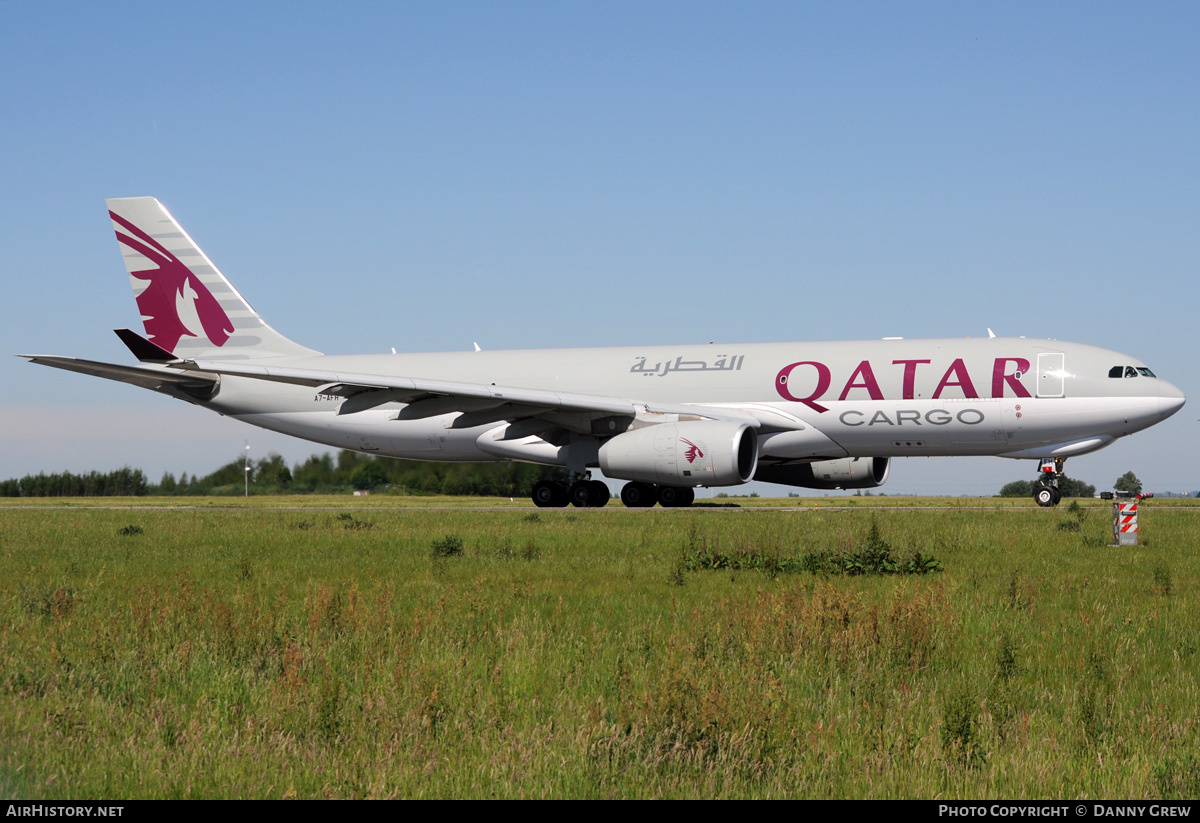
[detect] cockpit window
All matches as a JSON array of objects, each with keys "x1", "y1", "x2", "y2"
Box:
[{"x1": 1109, "y1": 365, "x2": 1156, "y2": 378}]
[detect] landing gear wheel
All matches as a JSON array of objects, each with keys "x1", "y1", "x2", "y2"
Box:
[
  {"x1": 1051, "y1": 487, "x2": 1061, "y2": 506},
  {"x1": 621, "y1": 482, "x2": 658, "y2": 508},
  {"x1": 588, "y1": 480, "x2": 610, "y2": 507},
  {"x1": 569, "y1": 480, "x2": 593, "y2": 508},
  {"x1": 658, "y1": 486, "x2": 695, "y2": 508},
  {"x1": 533, "y1": 480, "x2": 567, "y2": 508},
  {"x1": 1034, "y1": 486, "x2": 1056, "y2": 508}
]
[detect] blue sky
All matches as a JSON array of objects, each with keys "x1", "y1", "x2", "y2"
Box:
[{"x1": 2, "y1": 1, "x2": 1196, "y2": 495}]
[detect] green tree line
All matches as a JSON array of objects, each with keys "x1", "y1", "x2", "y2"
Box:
[
  {"x1": 2, "y1": 451, "x2": 563, "y2": 497},
  {"x1": 0, "y1": 467, "x2": 149, "y2": 497}
]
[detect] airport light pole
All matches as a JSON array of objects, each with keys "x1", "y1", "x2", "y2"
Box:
[{"x1": 244, "y1": 441, "x2": 251, "y2": 498}]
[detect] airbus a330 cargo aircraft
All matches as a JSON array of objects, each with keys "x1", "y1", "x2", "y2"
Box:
[{"x1": 23, "y1": 198, "x2": 1186, "y2": 508}]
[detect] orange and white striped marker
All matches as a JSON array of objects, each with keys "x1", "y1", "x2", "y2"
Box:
[{"x1": 1113, "y1": 502, "x2": 1138, "y2": 546}]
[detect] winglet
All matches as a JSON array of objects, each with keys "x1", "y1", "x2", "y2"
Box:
[{"x1": 114, "y1": 328, "x2": 179, "y2": 363}]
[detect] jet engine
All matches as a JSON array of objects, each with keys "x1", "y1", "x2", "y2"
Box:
[
  {"x1": 598, "y1": 420, "x2": 758, "y2": 487},
  {"x1": 754, "y1": 456, "x2": 891, "y2": 490}
]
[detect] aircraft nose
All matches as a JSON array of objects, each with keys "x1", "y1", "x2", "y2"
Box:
[{"x1": 1159, "y1": 380, "x2": 1186, "y2": 418}]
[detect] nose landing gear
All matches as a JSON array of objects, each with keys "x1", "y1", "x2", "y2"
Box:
[{"x1": 1033, "y1": 457, "x2": 1066, "y2": 507}]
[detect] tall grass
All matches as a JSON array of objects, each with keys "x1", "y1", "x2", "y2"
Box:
[{"x1": 1, "y1": 500, "x2": 1198, "y2": 797}]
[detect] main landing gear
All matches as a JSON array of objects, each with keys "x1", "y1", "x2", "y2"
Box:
[
  {"x1": 620, "y1": 482, "x2": 694, "y2": 508},
  {"x1": 1033, "y1": 457, "x2": 1066, "y2": 508},
  {"x1": 530, "y1": 478, "x2": 696, "y2": 508},
  {"x1": 532, "y1": 477, "x2": 610, "y2": 508}
]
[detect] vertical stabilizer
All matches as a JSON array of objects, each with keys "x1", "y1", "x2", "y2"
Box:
[{"x1": 106, "y1": 197, "x2": 320, "y2": 360}]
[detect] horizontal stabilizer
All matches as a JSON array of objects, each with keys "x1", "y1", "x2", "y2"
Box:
[{"x1": 22, "y1": 355, "x2": 218, "y2": 400}]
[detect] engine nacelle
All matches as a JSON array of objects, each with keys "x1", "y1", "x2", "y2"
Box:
[
  {"x1": 598, "y1": 421, "x2": 758, "y2": 487},
  {"x1": 754, "y1": 456, "x2": 891, "y2": 490}
]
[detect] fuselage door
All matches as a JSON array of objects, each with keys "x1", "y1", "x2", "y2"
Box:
[{"x1": 1037, "y1": 352, "x2": 1065, "y2": 398}]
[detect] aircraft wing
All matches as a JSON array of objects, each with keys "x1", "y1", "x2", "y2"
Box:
[{"x1": 177, "y1": 358, "x2": 773, "y2": 431}]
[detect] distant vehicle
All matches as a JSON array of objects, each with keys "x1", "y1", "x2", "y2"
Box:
[{"x1": 23, "y1": 198, "x2": 1187, "y2": 507}]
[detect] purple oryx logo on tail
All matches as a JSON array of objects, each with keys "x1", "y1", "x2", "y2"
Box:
[
  {"x1": 110, "y1": 211, "x2": 233, "y2": 353},
  {"x1": 681, "y1": 437, "x2": 704, "y2": 464}
]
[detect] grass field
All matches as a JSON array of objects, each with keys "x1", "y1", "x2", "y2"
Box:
[{"x1": 2, "y1": 496, "x2": 1198, "y2": 798}]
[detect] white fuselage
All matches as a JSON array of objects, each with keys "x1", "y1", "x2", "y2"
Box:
[{"x1": 200, "y1": 336, "x2": 1184, "y2": 468}]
